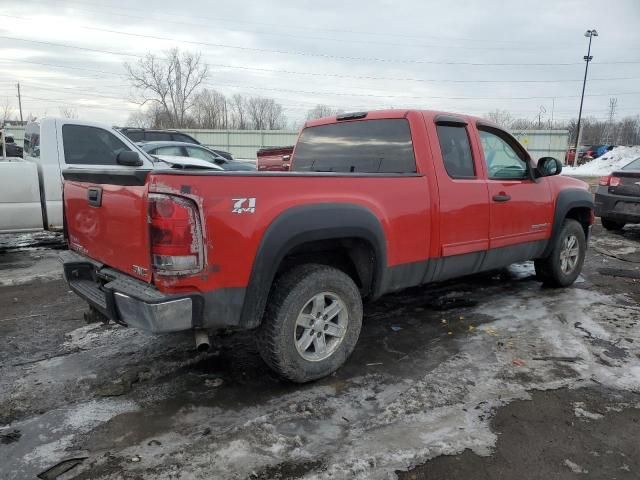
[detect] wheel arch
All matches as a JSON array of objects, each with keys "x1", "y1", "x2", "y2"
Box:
[
  {"x1": 542, "y1": 188, "x2": 594, "y2": 258},
  {"x1": 239, "y1": 203, "x2": 387, "y2": 329}
]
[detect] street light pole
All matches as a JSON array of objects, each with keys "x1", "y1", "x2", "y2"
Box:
[{"x1": 574, "y1": 29, "x2": 598, "y2": 153}]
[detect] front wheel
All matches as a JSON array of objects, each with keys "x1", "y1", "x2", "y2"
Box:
[
  {"x1": 601, "y1": 217, "x2": 626, "y2": 231},
  {"x1": 535, "y1": 219, "x2": 586, "y2": 287},
  {"x1": 256, "y1": 264, "x2": 363, "y2": 383}
]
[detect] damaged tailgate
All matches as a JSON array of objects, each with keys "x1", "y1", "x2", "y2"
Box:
[{"x1": 63, "y1": 169, "x2": 153, "y2": 282}]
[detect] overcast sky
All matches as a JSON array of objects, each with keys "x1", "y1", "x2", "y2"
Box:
[{"x1": 1, "y1": 0, "x2": 639, "y2": 128}]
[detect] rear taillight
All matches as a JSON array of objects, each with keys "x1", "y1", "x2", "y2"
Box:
[
  {"x1": 609, "y1": 176, "x2": 621, "y2": 187},
  {"x1": 149, "y1": 193, "x2": 203, "y2": 275},
  {"x1": 598, "y1": 175, "x2": 611, "y2": 186}
]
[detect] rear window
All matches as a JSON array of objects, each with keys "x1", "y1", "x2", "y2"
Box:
[
  {"x1": 24, "y1": 131, "x2": 40, "y2": 158},
  {"x1": 145, "y1": 131, "x2": 172, "y2": 141},
  {"x1": 172, "y1": 133, "x2": 198, "y2": 144},
  {"x1": 622, "y1": 158, "x2": 640, "y2": 170},
  {"x1": 62, "y1": 125, "x2": 131, "y2": 165},
  {"x1": 124, "y1": 131, "x2": 144, "y2": 142},
  {"x1": 292, "y1": 119, "x2": 416, "y2": 173}
]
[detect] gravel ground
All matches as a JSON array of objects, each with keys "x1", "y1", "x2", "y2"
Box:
[{"x1": 0, "y1": 222, "x2": 639, "y2": 480}]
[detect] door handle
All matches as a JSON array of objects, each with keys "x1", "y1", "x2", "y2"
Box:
[
  {"x1": 87, "y1": 187, "x2": 102, "y2": 207},
  {"x1": 492, "y1": 193, "x2": 511, "y2": 202}
]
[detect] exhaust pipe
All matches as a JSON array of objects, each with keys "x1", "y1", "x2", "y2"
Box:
[{"x1": 194, "y1": 329, "x2": 210, "y2": 352}]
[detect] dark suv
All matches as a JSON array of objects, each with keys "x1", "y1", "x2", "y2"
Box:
[
  {"x1": 118, "y1": 128, "x2": 233, "y2": 160},
  {"x1": 595, "y1": 157, "x2": 640, "y2": 230}
]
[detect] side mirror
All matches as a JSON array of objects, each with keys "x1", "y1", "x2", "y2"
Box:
[
  {"x1": 537, "y1": 157, "x2": 562, "y2": 177},
  {"x1": 117, "y1": 151, "x2": 143, "y2": 167}
]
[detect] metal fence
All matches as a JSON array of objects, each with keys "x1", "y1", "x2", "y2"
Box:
[
  {"x1": 4, "y1": 125, "x2": 568, "y2": 162},
  {"x1": 3, "y1": 125, "x2": 25, "y2": 146},
  {"x1": 510, "y1": 130, "x2": 569, "y2": 162},
  {"x1": 181, "y1": 129, "x2": 298, "y2": 159}
]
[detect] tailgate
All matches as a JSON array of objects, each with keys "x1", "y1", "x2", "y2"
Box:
[{"x1": 63, "y1": 170, "x2": 153, "y2": 282}]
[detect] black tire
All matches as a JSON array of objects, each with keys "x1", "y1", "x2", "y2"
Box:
[
  {"x1": 534, "y1": 219, "x2": 586, "y2": 288},
  {"x1": 256, "y1": 264, "x2": 363, "y2": 383},
  {"x1": 601, "y1": 217, "x2": 626, "y2": 231}
]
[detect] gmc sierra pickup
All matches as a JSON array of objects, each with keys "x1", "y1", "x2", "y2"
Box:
[{"x1": 62, "y1": 109, "x2": 594, "y2": 382}]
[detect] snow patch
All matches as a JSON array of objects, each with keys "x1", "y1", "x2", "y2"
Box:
[
  {"x1": 563, "y1": 146, "x2": 640, "y2": 177},
  {"x1": 564, "y1": 458, "x2": 589, "y2": 474},
  {"x1": 573, "y1": 402, "x2": 604, "y2": 420}
]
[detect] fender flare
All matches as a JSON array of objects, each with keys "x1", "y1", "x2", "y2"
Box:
[
  {"x1": 542, "y1": 188, "x2": 594, "y2": 257},
  {"x1": 239, "y1": 203, "x2": 387, "y2": 328}
]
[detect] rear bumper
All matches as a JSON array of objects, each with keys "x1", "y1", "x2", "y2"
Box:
[
  {"x1": 61, "y1": 251, "x2": 201, "y2": 333},
  {"x1": 594, "y1": 187, "x2": 640, "y2": 224}
]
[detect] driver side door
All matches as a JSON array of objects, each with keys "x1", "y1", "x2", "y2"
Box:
[{"x1": 476, "y1": 126, "x2": 553, "y2": 249}]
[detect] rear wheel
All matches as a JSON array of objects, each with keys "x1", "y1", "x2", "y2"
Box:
[
  {"x1": 534, "y1": 219, "x2": 586, "y2": 287},
  {"x1": 601, "y1": 217, "x2": 626, "y2": 231},
  {"x1": 256, "y1": 264, "x2": 363, "y2": 383}
]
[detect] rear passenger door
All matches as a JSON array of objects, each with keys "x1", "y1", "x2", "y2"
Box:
[
  {"x1": 432, "y1": 118, "x2": 490, "y2": 261},
  {"x1": 476, "y1": 126, "x2": 553, "y2": 249}
]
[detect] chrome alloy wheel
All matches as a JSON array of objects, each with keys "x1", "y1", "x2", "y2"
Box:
[
  {"x1": 559, "y1": 234, "x2": 580, "y2": 274},
  {"x1": 294, "y1": 292, "x2": 349, "y2": 362}
]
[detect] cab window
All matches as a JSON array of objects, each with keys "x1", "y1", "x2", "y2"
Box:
[
  {"x1": 479, "y1": 129, "x2": 529, "y2": 180},
  {"x1": 62, "y1": 125, "x2": 131, "y2": 165},
  {"x1": 436, "y1": 125, "x2": 475, "y2": 179}
]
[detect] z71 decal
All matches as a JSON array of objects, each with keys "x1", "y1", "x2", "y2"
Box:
[{"x1": 232, "y1": 197, "x2": 256, "y2": 214}]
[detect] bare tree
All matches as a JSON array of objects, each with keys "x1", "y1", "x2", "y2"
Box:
[
  {"x1": 510, "y1": 118, "x2": 534, "y2": 130},
  {"x1": 126, "y1": 110, "x2": 152, "y2": 128},
  {"x1": 484, "y1": 109, "x2": 513, "y2": 128},
  {"x1": 228, "y1": 94, "x2": 246, "y2": 129},
  {"x1": 305, "y1": 104, "x2": 340, "y2": 120},
  {"x1": 192, "y1": 88, "x2": 229, "y2": 129},
  {"x1": 125, "y1": 48, "x2": 208, "y2": 128},
  {"x1": 246, "y1": 96, "x2": 285, "y2": 130},
  {"x1": 265, "y1": 99, "x2": 286, "y2": 129},
  {"x1": 1, "y1": 98, "x2": 14, "y2": 125},
  {"x1": 59, "y1": 106, "x2": 78, "y2": 119}
]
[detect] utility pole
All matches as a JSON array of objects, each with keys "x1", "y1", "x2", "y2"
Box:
[
  {"x1": 603, "y1": 97, "x2": 617, "y2": 144},
  {"x1": 16, "y1": 82, "x2": 23, "y2": 123},
  {"x1": 574, "y1": 29, "x2": 598, "y2": 153}
]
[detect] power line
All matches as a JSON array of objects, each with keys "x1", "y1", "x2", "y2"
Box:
[
  {"x1": 29, "y1": 0, "x2": 567, "y2": 52},
  {"x1": 4, "y1": 35, "x2": 640, "y2": 85},
  {"x1": 207, "y1": 80, "x2": 640, "y2": 101},
  {"x1": 0, "y1": 58, "x2": 126, "y2": 78},
  {"x1": 4, "y1": 13, "x2": 638, "y2": 67},
  {"x1": 36, "y1": 0, "x2": 551, "y2": 47},
  {"x1": 7, "y1": 68, "x2": 639, "y2": 104}
]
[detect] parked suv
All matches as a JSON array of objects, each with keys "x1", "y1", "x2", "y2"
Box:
[
  {"x1": 62, "y1": 110, "x2": 594, "y2": 383},
  {"x1": 118, "y1": 128, "x2": 233, "y2": 161}
]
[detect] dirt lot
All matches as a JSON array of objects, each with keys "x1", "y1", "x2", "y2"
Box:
[{"x1": 1, "y1": 222, "x2": 639, "y2": 479}]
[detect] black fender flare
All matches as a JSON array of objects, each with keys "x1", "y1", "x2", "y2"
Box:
[
  {"x1": 239, "y1": 203, "x2": 387, "y2": 329},
  {"x1": 542, "y1": 188, "x2": 594, "y2": 257}
]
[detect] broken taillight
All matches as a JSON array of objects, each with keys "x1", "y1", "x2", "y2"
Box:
[{"x1": 149, "y1": 193, "x2": 203, "y2": 275}]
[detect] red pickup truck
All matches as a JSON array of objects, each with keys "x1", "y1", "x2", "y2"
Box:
[{"x1": 62, "y1": 110, "x2": 593, "y2": 382}]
